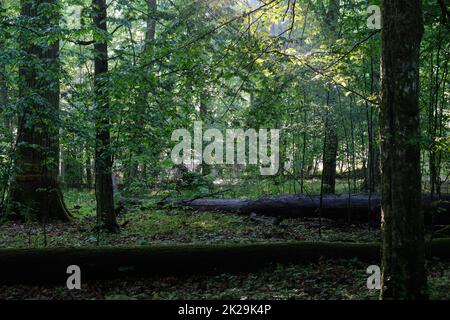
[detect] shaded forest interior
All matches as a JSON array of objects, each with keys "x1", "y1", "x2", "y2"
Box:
[{"x1": 0, "y1": 0, "x2": 449, "y2": 300}]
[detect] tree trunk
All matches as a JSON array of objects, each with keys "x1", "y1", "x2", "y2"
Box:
[
  {"x1": 319, "y1": 1, "x2": 340, "y2": 195},
  {"x1": 0, "y1": 1, "x2": 8, "y2": 132},
  {"x1": 8, "y1": 0, "x2": 71, "y2": 222},
  {"x1": 92, "y1": 0, "x2": 119, "y2": 232},
  {"x1": 161, "y1": 194, "x2": 450, "y2": 225},
  {"x1": 380, "y1": 0, "x2": 427, "y2": 299},
  {"x1": 322, "y1": 115, "x2": 338, "y2": 194},
  {"x1": 85, "y1": 146, "x2": 93, "y2": 189},
  {"x1": 1, "y1": 239, "x2": 449, "y2": 284},
  {"x1": 199, "y1": 90, "x2": 211, "y2": 176}
]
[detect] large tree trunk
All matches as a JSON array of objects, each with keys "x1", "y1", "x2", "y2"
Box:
[
  {"x1": 380, "y1": 0, "x2": 427, "y2": 299},
  {"x1": 1, "y1": 239, "x2": 449, "y2": 284},
  {"x1": 92, "y1": 0, "x2": 119, "y2": 232},
  {"x1": 8, "y1": 0, "x2": 70, "y2": 222},
  {"x1": 162, "y1": 194, "x2": 450, "y2": 225}
]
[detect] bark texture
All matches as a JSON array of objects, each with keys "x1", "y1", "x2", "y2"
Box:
[
  {"x1": 1, "y1": 239, "x2": 449, "y2": 284},
  {"x1": 380, "y1": 0, "x2": 427, "y2": 299},
  {"x1": 322, "y1": 117, "x2": 338, "y2": 194},
  {"x1": 161, "y1": 194, "x2": 450, "y2": 225},
  {"x1": 8, "y1": 0, "x2": 71, "y2": 222},
  {"x1": 92, "y1": 0, "x2": 119, "y2": 232}
]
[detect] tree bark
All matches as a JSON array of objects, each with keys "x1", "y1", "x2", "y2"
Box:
[
  {"x1": 85, "y1": 146, "x2": 93, "y2": 189},
  {"x1": 8, "y1": 0, "x2": 71, "y2": 222},
  {"x1": 199, "y1": 90, "x2": 211, "y2": 176},
  {"x1": 380, "y1": 0, "x2": 427, "y2": 299},
  {"x1": 0, "y1": 0, "x2": 8, "y2": 132},
  {"x1": 319, "y1": 1, "x2": 340, "y2": 194},
  {"x1": 92, "y1": 0, "x2": 119, "y2": 232},
  {"x1": 1, "y1": 239, "x2": 449, "y2": 284},
  {"x1": 160, "y1": 193, "x2": 450, "y2": 225},
  {"x1": 322, "y1": 114, "x2": 338, "y2": 194}
]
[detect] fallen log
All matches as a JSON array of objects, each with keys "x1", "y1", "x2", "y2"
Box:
[
  {"x1": 160, "y1": 194, "x2": 450, "y2": 224},
  {"x1": 1, "y1": 239, "x2": 450, "y2": 284}
]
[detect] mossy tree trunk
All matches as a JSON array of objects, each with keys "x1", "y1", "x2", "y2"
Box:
[
  {"x1": 8, "y1": 0, "x2": 71, "y2": 222},
  {"x1": 164, "y1": 194, "x2": 450, "y2": 225},
  {"x1": 380, "y1": 0, "x2": 427, "y2": 299},
  {"x1": 92, "y1": 0, "x2": 119, "y2": 232},
  {"x1": 1, "y1": 239, "x2": 450, "y2": 284}
]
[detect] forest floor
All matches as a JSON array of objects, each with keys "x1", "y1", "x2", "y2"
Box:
[
  {"x1": 0, "y1": 190, "x2": 449, "y2": 300},
  {"x1": 0, "y1": 259, "x2": 449, "y2": 300},
  {"x1": 1, "y1": 190, "x2": 381, "y2": 248}
]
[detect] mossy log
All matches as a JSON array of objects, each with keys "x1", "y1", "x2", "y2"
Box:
[
  {"x1": 161, "y1": 194, "x2": 450, "y2": 224},
  {"x1": 1, "y1": 238, "x2": 449, "y2": 284}
]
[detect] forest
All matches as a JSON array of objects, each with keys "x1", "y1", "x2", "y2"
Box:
[{"x1": 0, "y1": 0, "x2": 449, "y2": 301}]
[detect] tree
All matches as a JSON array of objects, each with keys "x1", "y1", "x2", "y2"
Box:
[
  {"x1": 380, "y1": 0, "x2": 427, "y2": 299},
  {"x1": 8, "y1": 0, "x2": 71, "y2": 221},
  {"x1": 92, "y1": 0, "x2": 119, "y2": 232},
  {"x1": 322, "y1": 88, "x2": 338, "y2": 194},
  {"x1": 124, "y1": 0, "x2": 157, "y2": 191},
  {"x1": 0, "y1": 0, "x2": 8, "y2": 133},
  {"x1": 318, "y1": 0, "x2": 340, "y2": 195}
]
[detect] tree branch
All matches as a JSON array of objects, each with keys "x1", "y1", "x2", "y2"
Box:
[
  {"x1": 438, "y1": 0, "x2": 450, "y2": 23},
  {"x1": 71, "y1": 24, "x2": 124, "y2": 46},
  {"x1": 271, "y1": 49, "x2": 380, "y2": 105},
  {"x1": 323, "y1": 30, "x2": 380, "y2": 71}
]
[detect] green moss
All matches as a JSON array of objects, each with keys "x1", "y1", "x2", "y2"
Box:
[{"x1": 1, "y1": 189, "x2": 383, "y2": 248}]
